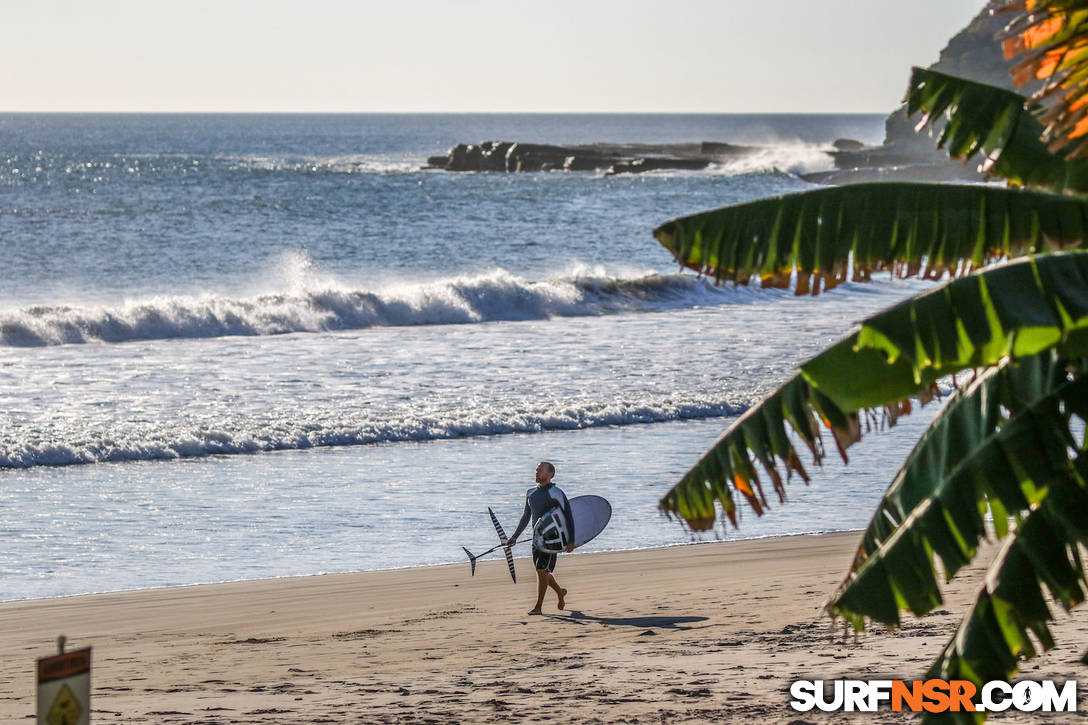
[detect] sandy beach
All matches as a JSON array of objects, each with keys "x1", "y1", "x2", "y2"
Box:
[{"x1": 2, "y1": 531, "x2": 1085, "y2": 724}]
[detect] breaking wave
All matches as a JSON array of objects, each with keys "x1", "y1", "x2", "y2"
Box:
[{"x1": 0, "y1": 269, "x2": 758, "y2": 347}]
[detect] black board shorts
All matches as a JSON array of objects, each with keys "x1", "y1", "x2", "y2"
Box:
[{"x1": 532, "y1": 547, "x2": 557, "y2": 573}]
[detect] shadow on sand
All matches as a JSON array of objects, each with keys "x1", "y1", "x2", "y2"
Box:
[{"x1": 543, "y1": 610, "x2": 708, "y2": 630}]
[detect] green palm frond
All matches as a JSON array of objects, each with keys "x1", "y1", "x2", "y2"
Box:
[
  {"x1": 921, "y1": 478, "x2": 1088, "y2": 724},
  {"x1": 929, "y1": 476, "x2": 1088, "y2": 668},
  {"x1": 657, "y1": 339, "x2": 941, "y2": 530},
  {"x1": 651, "y1": 8, "x2": 1088, "y2": 712},
  {"x1": 906, "y1": 67, "x2": 1088, "y2": 193},
  {"x1": 658, "y1": 251, "x2": 1088, "y2": 531},
  {"x1": 828, "y1": 351, "x2": 1088, "y2": 630},
  {"x1": 654, "y1": 183, "x2": 1088, "y2": 294}
]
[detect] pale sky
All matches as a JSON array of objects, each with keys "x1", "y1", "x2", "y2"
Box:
[{"x1": 4, "y1": 0, "x2": 989, "y2": 113}]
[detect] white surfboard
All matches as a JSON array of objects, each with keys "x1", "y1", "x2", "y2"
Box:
[{"x1": 532, "y1": 495, "x2": 611, "y2": 554}]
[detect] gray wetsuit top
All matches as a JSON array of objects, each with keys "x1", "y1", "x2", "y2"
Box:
[{"x1": 510, "y1": 484, "x2": 575, "y2": 547}]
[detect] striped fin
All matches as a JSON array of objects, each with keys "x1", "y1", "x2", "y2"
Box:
[
  {"x1": 462, "y1": 546, "x2": 477, "y2": 576},
  {"x1": 488, "y1": 507, "x2": 508, "y2": 544},
  {"x1": 488, "y1": 507, "x2": 516, "y2": 584},
  {"x1": 501, "y1": 543, "x2": 516, "y2": 583}
]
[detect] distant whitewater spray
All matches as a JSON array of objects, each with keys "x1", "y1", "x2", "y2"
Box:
[{"x1": 708, "y1": 141, "x2": 836, "y2": 177}]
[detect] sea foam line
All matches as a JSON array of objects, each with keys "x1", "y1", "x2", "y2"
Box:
[{"x1": 0, "y1": 399, "x2": 746, "y2": 469}]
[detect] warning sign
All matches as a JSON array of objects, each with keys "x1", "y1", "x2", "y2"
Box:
[
  {"x1": 37, "y1": 647, "x2": 90, "y2": 725},
  {"x1": 46, "y1": 684, "x2": 83, "y2": 725}
]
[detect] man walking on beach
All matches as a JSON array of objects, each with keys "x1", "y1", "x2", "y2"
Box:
[{"x1": 508, "y1": 461, "x2": 575, "y2": 615}]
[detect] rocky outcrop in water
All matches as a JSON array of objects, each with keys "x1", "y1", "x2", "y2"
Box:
[
  {"x1": 425, "y1": 140, "x2": 769, "y2": 175},
  {"x1": 424, "y1": 11, "x2": 1029, "y2": 185}
]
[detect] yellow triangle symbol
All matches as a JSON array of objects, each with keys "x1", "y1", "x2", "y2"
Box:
[{"x1": 47, "y1": 683, "x2": 83, "y2": 725}]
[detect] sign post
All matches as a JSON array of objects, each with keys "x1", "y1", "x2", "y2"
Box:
[{"x1": 37, "y1": 636, "x2": 90, "y2": 725}]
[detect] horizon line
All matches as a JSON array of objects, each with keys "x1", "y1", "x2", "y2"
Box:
[{"x1": 0, "y1": 109, "x2": 892, "y2": 116}]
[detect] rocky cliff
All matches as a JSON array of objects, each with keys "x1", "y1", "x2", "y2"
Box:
[{"x1": 815, "y1": 6, "x2": 1033, "y2": 183}]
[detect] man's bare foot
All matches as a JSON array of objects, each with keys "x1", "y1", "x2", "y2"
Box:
[
  {"x1": 557, "y1": 588, "x2": 567, "y2": 610},
  {"x1": 527, "y1": 608, "x2": 542, "y2": 615}
]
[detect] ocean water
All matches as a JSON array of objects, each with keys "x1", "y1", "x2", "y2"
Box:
[{"x1": 0, "y1": 113, "x2": 941, "y2": 601}]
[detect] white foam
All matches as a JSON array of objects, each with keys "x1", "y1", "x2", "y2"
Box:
[{"x1": 0, "y1": 398, "x2": 745, "y2": 469}]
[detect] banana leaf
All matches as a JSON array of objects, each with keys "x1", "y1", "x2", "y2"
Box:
[
  {"x1": 905, "y1": 67, "x2": 1088, "y2": 193},
  {"x1": 828, "y1": 351, "x2": 1088, "y2": 630},
  {"x1": 998, "y1": 0, "x2": 1088, "y2": 159},
  {"x1": 918, "y1": 476, "x2": 1088, "y2": 724},
  {"x1": 653, "y1": 184, "x2": 1088, "y2": 293},
  {"x1": 659, "y1": 251, "x2": 1088, "y2": 531},
  {"x1": 657, "y1": 339, "x2": 942, "y2": 531}
]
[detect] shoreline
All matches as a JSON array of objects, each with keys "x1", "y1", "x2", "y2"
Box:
[
  {"x1": 4, "y1": 530, "x2": 1083, "y2": 723},
  {"x1": 0, "y1": 528, "x2": 868, "y2": 605}
]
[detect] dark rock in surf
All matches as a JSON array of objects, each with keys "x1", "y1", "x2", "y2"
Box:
[
  {"x1": 605, "y1": 158, "x2": 711, "y2": 175},
  {"x1": 563, "y1": 155, "x2": 611, "y2": 172},
  {"x1": 831, "y1": 138, "x2": 865, "y2": 151},
  {"x1": 479, "y1": 141, "x2": 513, "y2": 171},
  {"x1": 508, "y1": 143, "x2": 596, "y2": 172},
  {"x1": 446, "y1": 144, "x2": 470, "y2": 171},
  {"x1": 700, "y1": 141, "x2": 762, "y2": 158},
  {"x1": 438, "y1": 141, "x2": 595, "y2": 172}
]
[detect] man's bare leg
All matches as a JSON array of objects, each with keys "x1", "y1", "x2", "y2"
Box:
[
  {"x1": 545, "y1": 573, "x2": 567, "y2": 610},
  {"x1": 529, "y1": 570, "x2": 547, "y2": 614}
]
